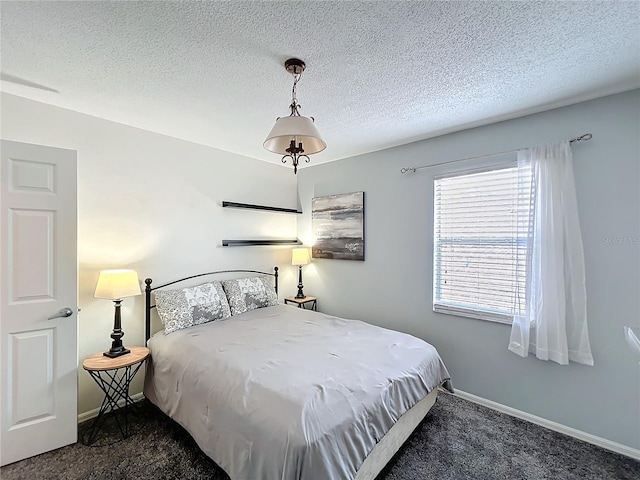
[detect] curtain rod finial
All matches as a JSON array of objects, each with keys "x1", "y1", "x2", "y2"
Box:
[{"x1": 570, "y1": 133, "x2": 593, "y2": 143}]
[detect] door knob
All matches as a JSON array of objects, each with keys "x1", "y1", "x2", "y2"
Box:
[{"x1": 48, "y1": 307, "x2": 73, "y2": 320}]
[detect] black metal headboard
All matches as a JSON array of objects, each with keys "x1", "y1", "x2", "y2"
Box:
[{"x1": 144, "y1": 267, "x2": 279, "y2": 343}]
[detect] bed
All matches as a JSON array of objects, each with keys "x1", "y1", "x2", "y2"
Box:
[{"x1": 143, "y1": 268, "x2": 452, "y2": 480}]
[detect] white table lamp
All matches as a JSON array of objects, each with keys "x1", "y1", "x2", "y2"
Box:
[
  {"x1": 291, "y1": 247, "x2": 311, "y2": 299},
  {"x1": 94, "y1": 269, "x2": 141, "y2": 358}
]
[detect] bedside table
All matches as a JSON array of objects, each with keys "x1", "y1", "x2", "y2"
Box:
[
  {"x1": 81, "y1": 346, "x2": 149, "y2": 445},
  {"x1": 284, "y1": 296, "x2": 317, "y2": 311}
]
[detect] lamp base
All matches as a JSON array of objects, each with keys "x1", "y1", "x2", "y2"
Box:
[
  {"x1": 103, "y1": 346, "x2": 130, "y2": 358},
  {"x1": 295, "y1": 265, "x2": 305, "y2": 298},
  {"x1": 104, "y1": 299, "x2": 130, "y2": 358}
]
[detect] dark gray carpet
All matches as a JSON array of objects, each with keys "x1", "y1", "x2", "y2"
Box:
[{"x1": 1, "y1": 392, "x2": 638, "y2": 480}]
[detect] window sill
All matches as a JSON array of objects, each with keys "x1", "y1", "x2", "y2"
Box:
[{"x1": 433, "y1": 303, "x2": 513, "y2": 325}]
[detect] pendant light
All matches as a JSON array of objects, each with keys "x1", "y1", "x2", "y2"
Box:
[{"x1": 264, "y1": 58, "x2": 326, "y2": 174}]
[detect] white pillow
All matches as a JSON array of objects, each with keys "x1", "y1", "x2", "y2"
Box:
[{"x1": 154, "y1": 281, "x2": 231, "y2": 334}]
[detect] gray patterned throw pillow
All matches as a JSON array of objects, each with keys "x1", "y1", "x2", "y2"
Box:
[
  {"x1": 221, "y1": 276, "x2": 278, "y2": 316},
  {"x1": 154, "y1": 281, "x2": 231, "y2": 334}
]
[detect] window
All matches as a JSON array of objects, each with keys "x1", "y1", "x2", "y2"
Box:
[{"x1": 433, "y1": 163, "x2": 533, "y2": 324}]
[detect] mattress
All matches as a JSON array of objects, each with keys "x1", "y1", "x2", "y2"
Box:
[{"x1": 144, "y1": 304, "x2": 452, "y2": 480}]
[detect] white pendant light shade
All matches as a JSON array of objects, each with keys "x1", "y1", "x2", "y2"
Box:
[{"x1": 263, "y1": 116, "x2": 326, "y2": 155}]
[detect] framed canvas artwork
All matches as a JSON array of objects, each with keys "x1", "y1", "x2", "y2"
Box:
[{"x1": 312, "y1": 191, "x2": 364, "y2": 261}]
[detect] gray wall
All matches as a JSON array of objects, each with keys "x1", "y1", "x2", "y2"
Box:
[{"x1": 297, "y1": 90, "x2": 640, "y2": 450}]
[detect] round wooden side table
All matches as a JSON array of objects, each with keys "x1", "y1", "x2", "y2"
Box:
[{"x1": 82, "y1": 346, "x2": 149, "y2": 445}]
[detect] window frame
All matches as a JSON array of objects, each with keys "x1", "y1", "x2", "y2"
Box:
[{"x1": 432, "y1": 160, "x2": 531, "y2": 325}]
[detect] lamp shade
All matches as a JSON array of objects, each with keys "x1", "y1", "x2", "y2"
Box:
[
  {"x1": 264, "y1": 116, "x2": 326, "y2": 155},
  {"x1": 291, "y1": 247, "x2": 311, "y2": 266},
  {"x1": 94, "y1": 269, "x2": 142, "y2": 300}
]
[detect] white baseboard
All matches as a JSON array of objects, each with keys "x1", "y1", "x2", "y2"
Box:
[
  {"x1": 449, "y1": 389, "x2": 640, "y2": 461},
  {"x1": 77, "y1": 392, "x2": 145, "y2": 423}
]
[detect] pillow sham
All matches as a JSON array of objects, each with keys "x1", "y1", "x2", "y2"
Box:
[
  {"x1": 222, "y1": 276, "x2": 278, "y2": 316},
  {"x1": 154, "y1": 281, "x2": 231, "y2": 334}
]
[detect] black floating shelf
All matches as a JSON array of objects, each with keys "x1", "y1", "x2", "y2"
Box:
[
  {"x1": 222, "y1": 201, "x2": 302, "y2": 214},
  {"x1": 222, "y1": 239, "x2": 302, "y2": 247}
]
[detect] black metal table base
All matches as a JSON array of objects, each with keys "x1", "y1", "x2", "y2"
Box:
[
  {"x1": 302, "y1": 300, "x2": 317, "y2": 311},
  {"x1": 284, "y1": 298, "x2": 317, "y2": 311},
  {"x1": 82, "y1": 362, "x2": 144, "y2": 445}
]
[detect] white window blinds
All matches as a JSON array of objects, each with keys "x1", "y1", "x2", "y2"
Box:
[{"x1": 433, "y1": 164, "x2": 533, "y2": 323}]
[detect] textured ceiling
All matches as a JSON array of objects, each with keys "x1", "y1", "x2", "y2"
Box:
[{"x1": 1, "y1": 1, "x2": 639, "y2": 169}]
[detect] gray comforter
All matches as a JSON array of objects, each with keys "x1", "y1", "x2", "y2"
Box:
[{"x1": 144, "y1": 304, "x2": 452, "y2": 480}]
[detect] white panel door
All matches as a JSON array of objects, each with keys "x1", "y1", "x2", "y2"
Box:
[{"x1": 0, "y1": 140, "x2": 78, "y2": 466}]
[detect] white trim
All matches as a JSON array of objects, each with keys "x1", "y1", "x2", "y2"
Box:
[
  {"x1": 433, "y1": 303, "x2": 513, "y2": 325},
  {"x1": 77, "y1": 392, "x2": 145, "y2": 423},
  {"x1": 449, "y1": 389, "x2": 640, "y2": 461}
]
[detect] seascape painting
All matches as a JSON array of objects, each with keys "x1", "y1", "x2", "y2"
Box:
[{"x1": 312, "y1": 191, "x2": 364, "y2": 261}]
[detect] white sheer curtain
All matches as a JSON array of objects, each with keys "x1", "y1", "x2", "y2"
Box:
[{"x1": 508, "y1": 141, "x2": 594, "y2": 365}]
